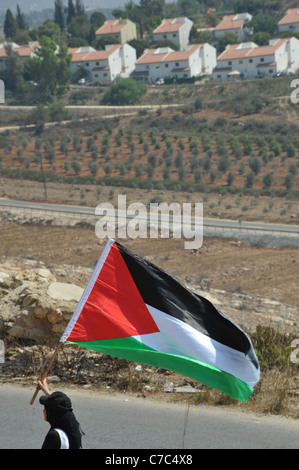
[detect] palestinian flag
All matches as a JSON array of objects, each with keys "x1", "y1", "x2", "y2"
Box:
[{"x1": 60, "y1": 238, "x2": 260, "y2": 402}]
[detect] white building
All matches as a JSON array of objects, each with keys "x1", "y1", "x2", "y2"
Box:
[
  {"x1": 153, "y1": 17, "x2": 193, "y2": 51},
  {"x1": 95, "y1": 19, "x2": 137, "y2": 44},
  {"x1": 0, "y1": 41, "x2": 39, "y2": 70},
  {"x1": 213, "y1": 13, "x2": 252, "y2": 41},
  {"x1": 69, "y1": 44, "x2": 136, "y2": 83},
  {"x1": 212, "y1": 37, "x2": 299, "y2": 80},
  {"x1": 132, "y1": 43, "x2": 216, "y2": 83},
  {"x1": 278, "y1": 8, "x2": 299, "y2": 34}
]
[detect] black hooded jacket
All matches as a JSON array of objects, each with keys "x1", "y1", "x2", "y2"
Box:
[{"x1": 40, "y1": 392, "x2": 83, "y2": 449}]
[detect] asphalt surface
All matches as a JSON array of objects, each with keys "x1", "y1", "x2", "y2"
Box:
[
  {"x1": 0, "y1": 384, "x2": 298, "y2": 449},
  {"x1": 0, "y1": 198, "x2": 298, "y2": 247}
]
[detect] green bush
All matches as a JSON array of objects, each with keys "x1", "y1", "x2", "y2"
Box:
[
  {"x1": 102, "y1": 78, "x2": 147, "y2": 105},
  {"x1": 250, "y1": 325, "x2": 295, "y2": 370}
]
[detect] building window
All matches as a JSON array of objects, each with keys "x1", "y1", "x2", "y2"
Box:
[
  {"x1": 260, "y1": 58, "x2": 264, "y2": 62},
  {"x1": 175, "y1": 62, "x2": 179, "y2": 66},
  {"x1": 249, "y1": 59, "x2": 253, "y2": 63},
  {"x1": 165, "y1": 63, "x2": 169, "y2": 67},
  {"x1": 228, "y1": 61, "x2": 232, "y2": 65},
  {"x1": 173, "y1": 34, "x2": 177, "y2": 37},
  {"x1": 239, "y1": 60, "x2": 243, "y2": 64},
  {"x1": 86, "y1": 62, "x2": 89, "y2": 66},
  {"x1": 96, "y1": 62, "x2": 99, "y2": 66}
]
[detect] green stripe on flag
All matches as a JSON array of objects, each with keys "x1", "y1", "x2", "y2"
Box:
[{"x1": 66, "y1": 336, "x2": 254, "y2": 402}]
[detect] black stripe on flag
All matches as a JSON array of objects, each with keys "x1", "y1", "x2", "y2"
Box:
[{"x1": 116, "y1": 242, "x2": 254, "y2": 356}]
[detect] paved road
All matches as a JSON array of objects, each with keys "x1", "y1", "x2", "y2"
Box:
[
  {"x1": 0, "y1": 198, "x2": 298, "y2": 247},
  {"x1": 0, "y1": 384, "x2": 298, "y2": 449}
]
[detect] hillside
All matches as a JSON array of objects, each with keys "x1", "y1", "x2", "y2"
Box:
[
  {"x1": 0, "y1": 77, "x2": 298, "y2": 416},
  {"x1": 0, "y1": 78, "x2": 299, "y2": 225}
]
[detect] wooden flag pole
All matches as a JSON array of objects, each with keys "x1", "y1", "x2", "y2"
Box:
[{"x1": 30, "y1": 342, "x2": 63, "y2": 405}]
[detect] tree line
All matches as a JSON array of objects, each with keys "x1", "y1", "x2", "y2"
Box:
[
  {"x1": 3, "y1": 1, "x2": 106, "y2": 47},
  {"x1": 3, "y1": 0, "x2": 279, "y2": 49}
]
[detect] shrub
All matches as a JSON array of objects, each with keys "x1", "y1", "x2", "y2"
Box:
[
  {"x1": 102, "y1": 78, "x2": 147, "y2": 105},
  {"x1": 263, "y1": 171, "x2": 274, "y2": 189},
  {"x1": 248, "y1": 155, "x2": 262, "y2": 175},
  {"x1": 251, "y1": 325, "x2": 294, "y2": 370},
  {"x1": 245, "y1": 171, "x2": 255, "y2": 188},
  {"x1": 284, "y1": 172, "x2": 294, "y2": 190},
  {"x1": 71, "y1": 157, "x2": 81, "y2": 175}
]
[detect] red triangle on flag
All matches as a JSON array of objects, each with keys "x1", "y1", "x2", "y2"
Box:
[{"x1": 66, "y1": 242, "x2": 159, "y2": 343}]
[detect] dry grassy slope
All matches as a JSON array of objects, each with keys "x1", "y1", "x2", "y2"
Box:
[
  {"x1": 1, "y1": 82, "x2": 299, "y2": 197},
  {"x1": 0, "y1": 216, "x2": 298, "y2": 334}
]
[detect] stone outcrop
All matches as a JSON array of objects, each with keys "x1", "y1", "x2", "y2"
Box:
[
  {"x1": 0, "y1": 256, "x2": 297, "y2": 343},
  {"x1": 0, "y1": 260, "x2": 83, "y2": 341}
]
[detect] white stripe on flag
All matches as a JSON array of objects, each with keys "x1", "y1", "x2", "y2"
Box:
[{"x1": 132, "y1": 304, "x2": 259, "y2": 387}]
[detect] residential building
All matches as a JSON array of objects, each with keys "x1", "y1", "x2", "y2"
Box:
[
  {"x1": 153, "y1": 17, "x2": 193, "y2": 51},
  {"x1": 132, "y1": 43, "x2": 216, "y2": 83},
  {"x1": 69, "y1": 44, "x2": 137, "y2": 83},
  {"x1": 95, "y1": 19, "x2": 137, "y2": 45},
  {"x1": 213, "y1": 13, "x2": 252, "y2": 41},
  {"x1": 278, "y1": 8, "x2": 299, "y2": 34},
  {"x1": 0, "y1": 41, "x2": 39, "y2": 70},
  {"x1": 212, "y1": 37, "x2": 299, "y2": 80}
]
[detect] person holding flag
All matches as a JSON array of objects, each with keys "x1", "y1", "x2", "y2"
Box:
[{"x1": 38, "y1": 378, "x2": 83, "y2": 449}]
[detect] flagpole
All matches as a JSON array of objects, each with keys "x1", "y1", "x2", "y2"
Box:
[{"x1": 30, "y1": 342, "x2": 63, "y2": 405}]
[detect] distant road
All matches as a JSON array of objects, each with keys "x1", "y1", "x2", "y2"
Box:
[
  {"x1": 1, "y1": 385, "x2": 299, "y2": 449},
  {"x1": 0, "y1": 198, "x2": 298, "y2": 247},
  {"x1": 0, "y1": 103, "x2": 181, "y2": 113},
  {"x1": 0, "y1": 103, "x2": 182, "y2": 133}
]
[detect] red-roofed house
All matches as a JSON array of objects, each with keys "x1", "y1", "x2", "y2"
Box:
[
  {"x1": 95, "y1": 19, "x2": 137, "y2": 44},
  {"x1": 213, "y1": 13, "x2": 252, "y2": 41},
  {"x1": 278, "y1": 8, "x2": 299, "y2": 34},
  {"x1": 69, "y1": 44, "x2": 137, "y2": 82},
  {"x1": 212, "y1": 37, "x2": 299, "y2": 80},
  {"x1": 132, "y1": 43, "x2": 216, "y2": 83},
  {"x1": 153, "y1": 17, "x2": 193, "y2": 51},
  {"x1": 0, "y1": 41, "x2": 39, "y2": 71}
]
